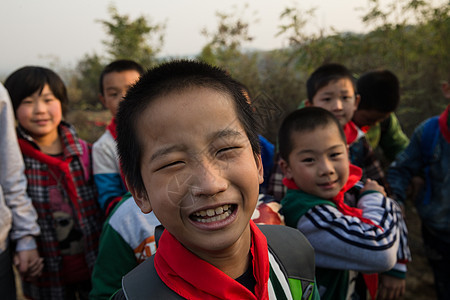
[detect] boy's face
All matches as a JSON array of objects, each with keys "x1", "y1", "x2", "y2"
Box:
[
  {"x1": 16, "y1": 84, "x2": 62, "y2": 141},
  {"x1": 130, "y1": 87, "x2": 263, "y2": 255},
  {"x1": 306, "y1": 78, "x2": 360, "y2": 127},
  {"x1": 352, "y1": 109, "x2": 391, "y2": 128},
  {"x1": 100, "y1": 70, "x2": 141, "y2": 117},
  {"x1": 280, "y1": 123, "x2": 349, "y2": 199}
]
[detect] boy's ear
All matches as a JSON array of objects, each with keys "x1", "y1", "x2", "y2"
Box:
[
  {"x1": 354, "y1": 94, "x2": 361, "y2": 110},
  {"x1": 256, "y1": 154, "x2": 264, "y2": 184},
  {"x1": 304, "y1": 99, "x2": 313, "y2": 107},
  {"x1": 127, "y1": 180, "x2": 152, "y2": 214},
  {"x1": 98, "y1": 93, "x2": 106, "y2": 108},
  {"x1": 279, "y1": 158, "x2": 293, "y2": 179}
]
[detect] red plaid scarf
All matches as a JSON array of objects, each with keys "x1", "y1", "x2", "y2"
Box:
[{"x1": 17, "y1": 122, "x2": 103, "y2": 299}]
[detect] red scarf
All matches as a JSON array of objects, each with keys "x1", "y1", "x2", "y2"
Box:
[
  {"x1": 283, "y1": 164, "x2": 381, "y2": 228},
  {"x1": 154, "y1": 221, "x2": 269, "y2": 300},
  {"x1": 439, "y1": 104, "x2": 450, "y2": 143},
  {"x1": 106, "y1": 117, "x2": 118, "y2": 139},
  {"x1": 18, "y1": 139, "x2": 83, "y2": 222},
  {"x1": 343, "y1": 121, "x2": 359, "y2": 145}
]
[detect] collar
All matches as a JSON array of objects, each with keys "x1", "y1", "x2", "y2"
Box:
[
  {"x1": 343, "y1": 121, "x2": 360, "y2": 145},
  {"x1": 154, "y1": 220, "x2": 269, "y2": 300},
  {"x1": 282, "y1": 164, "x2": 380, "y2": 228},
  {"x1": 17, "y1": 121, "x2": 83, "y2": 160},
  {"x1": 107, "y1": 118, "x2": 117, "y2": 140}
]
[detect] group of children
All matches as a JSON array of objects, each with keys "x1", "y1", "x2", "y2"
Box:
[{"x1": 0, "y1": 58, "x2": 448, "y2": 300}]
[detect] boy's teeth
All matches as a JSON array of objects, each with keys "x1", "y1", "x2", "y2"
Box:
[
  {"x1": 198, "y1": 210, "x2": 231, "y2": 223},
  {"x1": 192, "y1": 204, "x2": 233, "y2": 222}
]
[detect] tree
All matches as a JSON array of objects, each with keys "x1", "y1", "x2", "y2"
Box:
[
  {"x1": 72, "y1": 5, "x2": 165, "y2": 110},
  {"x1": 274, "y1": 0, "x2": 449, "y2": 135},
  {"x1": 198, "y1": 4, "x2": 254, "y2": 62},
  {"x1": 99, "y1": 5, "x2": 165, "y2": 67},
  {"x1": 74, "y1": 53, "x2": 105, "y2": 110},
  {"x1": 197, "y1": 4, "x2": 259, "y2": 79}
]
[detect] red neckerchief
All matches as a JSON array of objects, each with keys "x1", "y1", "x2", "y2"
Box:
[
  {"x1": 439, "y1": 104, "x2": 450, "y2": 143},
  {"x1": 154, "y1": 220, "x2": 269, "y2": 300},
  {"x1": 18, "y1": 139, "x2": 82, "y2": 222},
  {"x1": 343, "y1": 121, "x2": 359, "y2": 145},
  {"x1": 106, "y1": 117, "x2": 117, "y2": 139},
  {"x1": 283, "y1": 164, "x2": 381, "y2": 228},
  {"x1": 360, "y1": 125, "x2": 371, "y2": 134}
]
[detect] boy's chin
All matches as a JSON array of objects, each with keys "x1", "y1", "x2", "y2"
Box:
[{"x1": 183, "y1": 222, "x2": 252, "y2": 254}]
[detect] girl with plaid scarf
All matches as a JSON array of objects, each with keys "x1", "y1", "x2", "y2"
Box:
[{"x1": 5, "y1": 66, "x2": 103, "y2": 300}]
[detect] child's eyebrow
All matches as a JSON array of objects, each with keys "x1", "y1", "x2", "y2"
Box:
[
  {"x1": 208, "y1": 128, "x2": 243, "y2": 142},
  {"x1": 150, "y1": 145, "x2": 187, "y2": 161},
  {"x1": 296, "y1": 144, "x2": 345, "y2": 155}
]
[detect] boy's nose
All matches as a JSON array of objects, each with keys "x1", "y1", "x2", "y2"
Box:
[
  {"x1": 333, "y1": 99, "x2": 343, "y2": 110},
  {"x1": 191, "y1": 159, "x2": 228, "y2": 198},
  {"x1": 318, "y1": 159, "x2": 335, "y2": 176}
]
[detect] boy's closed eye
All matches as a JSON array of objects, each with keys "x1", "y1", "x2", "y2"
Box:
[
  {"x1": 216, "y1": 146, "x2": 241, "y2": 158},
  {"x1": 156, "y1": 160, "x2": 185, "y2": 172}
]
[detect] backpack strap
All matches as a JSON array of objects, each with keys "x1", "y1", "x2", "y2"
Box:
[
  {"x1": 258, "y1": 224, "x2": 315, "y2": 299},
  {"x1": 122, "y1": 255, "x2": 183, "y2": 300},
  {"x1": 122, "y1": 225, "x2": 315, "y2": 299},
  {"x1": 420, "y1": 116, "x2": 440, "y2": 205}
]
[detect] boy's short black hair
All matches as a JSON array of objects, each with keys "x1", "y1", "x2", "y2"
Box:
[
  {"x1": 357, "y1": 69, "x2": 400, "y2": 112},
  {"x1": 4, "y1": 66, "x2": 69, "y2": 116},
  {"x1": 99, "y1": 59, "x2": 145, "y2": 95},
  {"x1": 116, "y1": 60, "x2": 261, "y2": 196},
  {"x1": 278, "y1": 107, "x2": 346, "y2": 161},
  {"x1": 306, "y1": 63, "x2": 356, "y2": 102}
]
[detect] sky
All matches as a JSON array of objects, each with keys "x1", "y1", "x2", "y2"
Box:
[{"x1": 0, "y1": 0, "x2": 422, "y2": 78}]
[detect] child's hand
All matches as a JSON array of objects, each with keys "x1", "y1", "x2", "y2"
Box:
[
  {"x1": 361, "y1": 179, "x2": 386, "y2": 197},
  {"x1": 377, "y1": 274, "x2": 405, "y2": 300},
  {"x1": 14, "y1": 249, "x2": 44, "y2": 281}
]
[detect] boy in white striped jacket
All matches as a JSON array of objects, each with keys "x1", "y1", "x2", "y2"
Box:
[{"x1": 279, "y1": 107, "x2": 411, "y2": 300}]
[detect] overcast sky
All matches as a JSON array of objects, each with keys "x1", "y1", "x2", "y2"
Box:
[{"x1": 0, "y1": 0, "x2": 439, "y2": 78}]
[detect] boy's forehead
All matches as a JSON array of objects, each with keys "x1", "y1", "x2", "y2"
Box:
[
  {"x1": 103, "y1": 70, "x2": 140, "y2": 84},
  {"x1": 322, "y1": 78, "x2": 354, "y2": 90},
  {"x1": 137, "y1": 86, "x2": 241, "y2": 134},
  {"x1": 147, "y1": 86, "x2": 237, "y2": 112},
  {"x1": 291, "y1": 123, "x2": 344, "y2": 146}
]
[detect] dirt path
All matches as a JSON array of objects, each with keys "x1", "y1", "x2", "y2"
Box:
[{"x1": 403, "y1": 205, "x2": 437, "y2": 299}]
